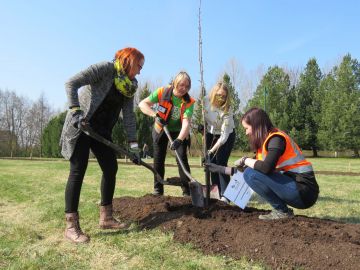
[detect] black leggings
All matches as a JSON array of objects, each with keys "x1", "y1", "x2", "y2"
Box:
[
  {"x1": 65, "y1": 133, "x2": 118, "y2": 213},
  {"x1": 206, "y1": 131, "x2": 235, "y2": 196},
  {"x1": 152, "y1": 129, "x2": 190, "y2": 193}
]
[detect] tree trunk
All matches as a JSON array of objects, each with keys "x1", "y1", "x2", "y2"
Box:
[{"x1": 312, "y1": 147, "x2": 318, "y2": 157}]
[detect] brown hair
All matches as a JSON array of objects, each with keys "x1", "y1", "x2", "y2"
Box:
[
  {"x1": 241, "y1": 107, "x2": 276, "y2": 150},
  {"x1": 209, "y1": 81, "x2": 231, "y2": 113},
  {"x1": 114, "y1": 47, "x2": 144, "y2": 76}
]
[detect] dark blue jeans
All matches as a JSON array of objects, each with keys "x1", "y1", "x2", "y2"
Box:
[
  {"x1": 206, "y1": 131, "x2": 235, "y2": 196},
  {"x1": 243, "y1": 167, "x2": 305, "y2": 211}
]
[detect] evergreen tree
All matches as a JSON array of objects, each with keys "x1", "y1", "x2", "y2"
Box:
[
  {"x1": 41, "y1": 111, "x2": 66, "y2": 157},
  {"x1": 317, "y1": 72, "x2": 336, "y2": 151},
  {"x1": 291, "y1": 58, "x2": 322, "y2": 156},
  {"x1": 190, "y1": 85, "x2": 206, "y2": 154},
  {"x1": 335, "y1": 55, "x2": 360, "y2": 156},
  {"x1": 247, "y1": 66, "x2": 291, "y2": 131},
  {"x1": 111, "y1": 120, "x2": 127, "y2": 158},
  {"x1": 318, "y1": 54, "x2": 360, "y2": 156},
  {"x1": 192, "y1": 86, "x2": 205, "y2": 129},
  {"x1": 135, "y1": 83, "x2": 154, "y2": 156},
  {"x1": 223, "y1": 73, "x2": 247, "y2": 150}
]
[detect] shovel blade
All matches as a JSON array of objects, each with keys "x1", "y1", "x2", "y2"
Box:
[{"x1": 189, "y1": 182, "x2": 205, "y2": 207}]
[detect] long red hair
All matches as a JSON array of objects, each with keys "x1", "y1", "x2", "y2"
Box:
[{"x1": 114, "y1": 47, "x2": 144, "y2": 76}]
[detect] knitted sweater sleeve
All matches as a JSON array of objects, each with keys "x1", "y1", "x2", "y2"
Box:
[{"x1": 65, "y1": 61, "x2": 113, "y2": 108}]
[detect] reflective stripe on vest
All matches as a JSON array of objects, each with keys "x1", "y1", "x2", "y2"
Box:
[{"x1": 256, "y1": 130, "x2": 313, "y2": 173}]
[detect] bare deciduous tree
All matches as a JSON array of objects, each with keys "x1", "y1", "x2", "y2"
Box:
[
  {"x1": 26, "y1": 94, "x2": 52, "y2": 157},
  {"x1": 224, "y1": 59, "x2": 265, "y2": 112},
  {"x1": 282, "y1": 64, "x2": 303, "y2": 87},
  {"x1": 0, "y1": 90, "x2": 28, "y2": 156},
  {"x1": 0, "y1": 89, "x2": 53, "y2": 157}
]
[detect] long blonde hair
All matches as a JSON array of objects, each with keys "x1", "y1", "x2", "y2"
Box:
[{"x1": 209, "y1": 81, "x2": 230, "y2": 113}]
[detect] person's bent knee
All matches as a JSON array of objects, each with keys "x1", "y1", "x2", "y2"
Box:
[
  {"x1": 243, "y1": 167, "x2": 263, "y2": 188},
  {"x1": 243, "y1": 167, "x2": 256, "y2": 181}
]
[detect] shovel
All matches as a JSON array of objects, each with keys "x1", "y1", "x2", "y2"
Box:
[
  {"x1": 163, "y1": 125, "x2": 208, "y2": 207},
  {"x1": 79, "y1": 123, "x2": 182, "y2": 187}
]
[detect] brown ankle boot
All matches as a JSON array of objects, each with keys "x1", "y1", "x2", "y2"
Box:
[
  {"x1": 99, "y1": 204, "x2": 129, "y2": 230},
  {"x1": 64, "y1": 212, "x2": 90, "y2": 243}
]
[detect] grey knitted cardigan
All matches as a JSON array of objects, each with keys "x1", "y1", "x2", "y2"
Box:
[{"x1": 60, "y1": 61, "x2": 137, "y2": 160}]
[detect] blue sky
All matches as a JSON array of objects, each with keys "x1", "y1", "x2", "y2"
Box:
[{"x1": 1, "y1": 0, "x2": 359, "y2": 111}]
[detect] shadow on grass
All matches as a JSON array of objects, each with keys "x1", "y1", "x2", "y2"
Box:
[
  {"x1": 317, "y1": 196, "x2": 360, "y2": 223},
  {"x1": 317, "y1": 195, "x2": 360, "y2": 204},
  {"x1": 251, "y1": 195, "x2": 360, "y2": 223},
  {"x1": 94, "y1": 226, "x2": 134, "y2": 237}
]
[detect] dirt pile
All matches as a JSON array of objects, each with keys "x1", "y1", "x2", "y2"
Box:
[{"x1": 113, "y1": 195, "x2": 360, "y2": 270}]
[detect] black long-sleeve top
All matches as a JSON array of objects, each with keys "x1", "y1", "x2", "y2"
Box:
[{"x1": 254, "y1": 135, "x2": 285, "y2": 173}]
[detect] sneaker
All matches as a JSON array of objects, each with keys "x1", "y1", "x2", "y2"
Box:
[
  {"x1": 220, "y1": 196, "x2": 230, "y2": 204},
  {"x1": 259, "y1": 208, "x2": 294, "y2": 220}
]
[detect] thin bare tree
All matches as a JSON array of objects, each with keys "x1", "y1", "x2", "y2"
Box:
[
  {"x1": 0, "y1": 89, "x2": 53, "y2": 157},
  {"x1": 224, "y1": 59, "x2": 265, "y2": 112},
  {"x1": 0, "y1": 90, "x2": 27, "y2": 157},
  {"x1": 198, "y1": 0, "x2": 211, "y2": 205}
]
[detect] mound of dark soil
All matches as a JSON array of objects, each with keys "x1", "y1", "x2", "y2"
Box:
[{"x1": 113, "y1": 195, "x2": 360, "y2": 270}]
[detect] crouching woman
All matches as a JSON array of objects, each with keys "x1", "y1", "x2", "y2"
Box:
[{"x1": 206, "y1": 107, "x2": 319, "y2": 220}]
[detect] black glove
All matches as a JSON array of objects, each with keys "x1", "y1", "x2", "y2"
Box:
[
  {"x1": 204, "y1": 162, "x2": 226, "y2": 174},
  {"x1": 170, "y1": 138, "x2": 183, "y2": 150},
  {"x1": 155, "y1": 114, "x2": 166, "y2": 125},
  {"x1": 197, "y1": 124, "x2": 204, "y2": 133},
  {"x1": 70, "y1": 109, "x2": 85, "y2": 129},
  {"x1": 201, "y1": 152, "x2": 211, "y2": 165},
  {"x1": 129, "y1": 142, "x2": 141, "y2": 165}
]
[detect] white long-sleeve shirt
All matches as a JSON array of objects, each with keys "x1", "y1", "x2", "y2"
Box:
[{"x1": 204, "y1": 97, "x2": 235, "y2": 152}]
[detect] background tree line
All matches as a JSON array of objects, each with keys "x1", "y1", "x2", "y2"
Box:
[
  {"x1": 0, "y1": 90, "x2": 55, "y2": 157},
  {"x1": 1, "y1": 54, "x2": 359, "y2": 158}
]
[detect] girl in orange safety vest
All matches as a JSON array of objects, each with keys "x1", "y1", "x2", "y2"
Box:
[{"x1": 205, "y1": 107, "x2": 319, "y2": 220}]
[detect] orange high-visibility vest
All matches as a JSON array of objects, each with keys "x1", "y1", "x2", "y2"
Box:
[
  {"x1": 256, "y1": 130, "x2": 313, "y2": 173},
  {"x1": 154, "y1": 86, "x2": 195, "y2": 132}
]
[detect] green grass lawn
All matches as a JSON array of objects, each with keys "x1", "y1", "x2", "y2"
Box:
[{"x1": 0, "y1": 158, "x2": 359, "y2": 269}]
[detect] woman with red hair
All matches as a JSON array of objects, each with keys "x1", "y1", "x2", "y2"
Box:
[{"x1": 60, "y1": 47, "x2": 144, "y2": 243}]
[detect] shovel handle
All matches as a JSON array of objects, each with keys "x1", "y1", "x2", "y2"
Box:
[
  {"x1": 79, "y1": 123, "x2": 180, "y2": 186},
  {"x1": 163, "y1": 126, "x2": 198, "y2": 183}
]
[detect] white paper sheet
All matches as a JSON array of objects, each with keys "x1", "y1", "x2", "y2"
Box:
[{"x1": 224, "y1": 171, "x2": 254, "y2": 209}]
